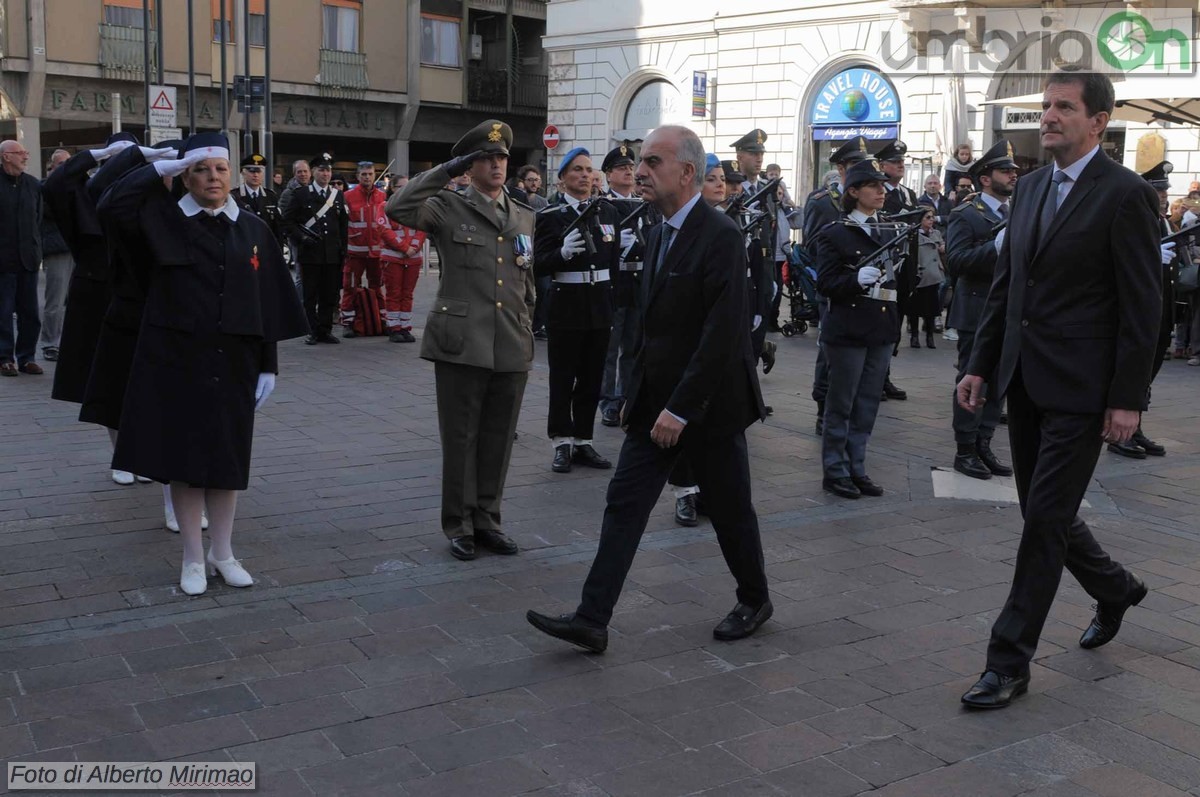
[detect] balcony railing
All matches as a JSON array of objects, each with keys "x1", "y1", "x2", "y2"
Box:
[
  {"x1": 466, "y1": 67, "x2": 547, "y2": 114},
  {"x1": 99, "y1": 24, "x2": 157, "y2": 81},
  {"x1": 319, "y1": 49, "x2": 368, "y2": 99}
]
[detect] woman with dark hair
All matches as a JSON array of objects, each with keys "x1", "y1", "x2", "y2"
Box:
[
  {"x1": 813, "y1": 159, "x2": 900, "y2": 500},
  {"x1": 97, "y1": 132, "x2": 309, "y2": 595},
  {"x1": 909, "y1": 209, "x2": 946, "y2": 349}
]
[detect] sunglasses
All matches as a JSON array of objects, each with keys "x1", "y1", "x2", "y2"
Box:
[{"x1": 332, "y1": 180, "x2": 345, "y2": 187}]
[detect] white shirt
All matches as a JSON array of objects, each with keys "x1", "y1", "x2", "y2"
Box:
[
  {"x1": 1050, "y1": 144, "x2": 1100, "y2": 207},
  {"x1": 178, "y1": 193, "x2": 240, "y2": 222},
  {"x1": 662, "y1": 191, "x2": 703, "y2": 253},
  {"x1": 979, "y1": 191, "x2": 1008, "y2": 218},
  {"x1": 847, "y1": 208, "x2": 880, "y2": 235}
]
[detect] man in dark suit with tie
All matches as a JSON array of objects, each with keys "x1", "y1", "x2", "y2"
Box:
[
  {"x1": 958, "y1": 71, "x2": 1161, "y2": 709},
  {"x1": 527, "y1": 124, "x2": 771, "y2": 652}
]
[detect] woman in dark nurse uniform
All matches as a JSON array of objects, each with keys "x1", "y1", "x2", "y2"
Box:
[{"x1": 97, "y1": 132, "x2": 309, "y2": 595}]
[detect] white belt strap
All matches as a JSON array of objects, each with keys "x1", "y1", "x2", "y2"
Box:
[
  {"x1": 553, "y1": 269, "x2": 611, "y2": 284},
  {"x1": 304, "y1": 187, "x2": 339, "y2": 229}
]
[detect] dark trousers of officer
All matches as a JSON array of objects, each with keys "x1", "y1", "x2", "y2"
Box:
[
  {"x1": 547, "y1": 328, "x2": 609, "y2": 441},
  {"x1": 952, "y1": 329, "x2": 1002, "y2": 445},
  {"x1": 822, "y1": 343, "x2": 891, "y2": 479},
  {"x1": 986, "y1": 369, "x2": 1135, "y2": 676},
  {"x1": 577, "y1": 428, "x2": 769, "y2": 626},
  {"x1": 301, "y1": 261, "x2": 341, "y2": 337},
  {"x1": 811, "y1": 299, "x2": 830, "y2": 403},
  {"x1": 533, "y1": 275, "x2": 552, "y2": 333},
  {"x1": 434, "y1": 362, "x2": 527, "y2": 541},
  {"x1": 600, "y1": 301, "x2": 641, "y2": 415}
]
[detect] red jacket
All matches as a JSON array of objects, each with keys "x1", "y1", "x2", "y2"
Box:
[
  {"x1": 380, "y1": 217, "x2": 427, "y2": 266},
  {"x1": 343, "y1": 183, "x2": 389, "y2": 257}
]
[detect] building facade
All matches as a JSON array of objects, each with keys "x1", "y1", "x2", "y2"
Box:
[
  {"x1": 543, "y1": 0, "x2": 1200, "y2": 198},
  {"x1": 0, "y1": 0, "x2": 549, "y2": 177}
]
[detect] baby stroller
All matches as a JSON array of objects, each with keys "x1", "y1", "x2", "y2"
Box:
[{"x1": 780, "y1": 242, "x2": 821, "y2": 336}]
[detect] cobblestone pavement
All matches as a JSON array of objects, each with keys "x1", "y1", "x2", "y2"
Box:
[{"x1": 4, "y1": 276, "x2": 1200, "y2": 796}]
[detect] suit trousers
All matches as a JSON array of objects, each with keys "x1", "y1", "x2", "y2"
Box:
[
  {"x1": 434, "y1": 362, "x2": 527, "y2": 541},
  {"x1": 986, "y1": 370, "x2": 1135, "y2": 676},
  {"x1": 952, "y1": 329, "x2": 1002, "y2": 445},
  {"x1": 300, "y1": 261, "x2": 341, "y2": 337},
  {"x1": 600, "y1": 304, "x2": 641, "y2": 414},
  {"x1": 577, "y1": 428, "x2": 769, "y2": 626},
  {"x1": 822, "y1": 343, "x2": 892, "y2": 479},
  {"x1": 0, "y1": 271, "x2": 41, "y2": 366},
  {"x1": 811, "y1": 299, "x2": 830, "y2": 403},
  {"x1": 39, "y1": 252, "x2": 75, "y2": 350},
  {"x1": 769, "y1": 259, "x2": 785, "y2": 327},
  {"x1": 547, "y1": 327, "x2": 609, "y2": 441}
]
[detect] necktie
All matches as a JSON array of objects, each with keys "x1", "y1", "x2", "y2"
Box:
[
  {"x1": 999, "y1": 203, "x2": 1010, "y2": 219},
  {"x1": 650, "y1": 223, "x2": 672, "y2": 284},
  {"x1": 867, "y1": 215, "x2": 885, "y2": 245},
  {"x1": 1038, "y1": 171, "x2": 1069, "y2": 245}
]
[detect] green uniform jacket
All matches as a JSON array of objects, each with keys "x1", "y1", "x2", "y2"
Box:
[{"x1": 386, "y1": 166, "x2": 536, "y2": 373}]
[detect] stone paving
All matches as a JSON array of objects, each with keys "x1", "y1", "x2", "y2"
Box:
[{"x1": 4, "y1": 276, "x2": 1200, "y2": 796}]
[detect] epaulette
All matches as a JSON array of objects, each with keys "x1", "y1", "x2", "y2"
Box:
[
  {"x1": 950, "y1": 201, "x2": 973, "y2": 214},
  {"x1": 536, "y1": 203, "x2": 565, "y2": 215},
  {"x1": 509, "y1": 196, "x2": 533, "y2": 212}
]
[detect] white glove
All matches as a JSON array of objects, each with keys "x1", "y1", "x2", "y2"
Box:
[
  {"x1": 857, "y1": 266, "x2": 882, "y2": 287},
  {"x1": 560, "y1": 227, "x2": 586, "y2": 260},
  {"x1": 139, "y1": 146, "x2": 179, "y2": 163},
  {"x1": 619, "y1": 228, "x2": 637, "y2": 250},
  {"x1": 88, "y1": 140, "x2": 136, "y2": 162},
  {"x1": 752, "y1": 314, "x2": 762, "y2": 331},
  {"x1": 254, "y1": 373, "x2": 276, "y2": 410},
  {"x1": 1161, "y1": 241, "x2": 1176, "y2": 266},
  {"x1": 152, "y1": 148, "x2": 210, "y2": 178},
  {"x1": 994, "y1": 228, "x2": 1007, "y2": 254}
]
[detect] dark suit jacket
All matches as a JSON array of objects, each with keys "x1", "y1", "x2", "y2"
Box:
[
  {"x1": 0, "y1": 171, "x2": 42, "y2": 273},
  {"x1": 945, "y1": 196, "x2": 1004, "y2": 332},
  {"x1": 884, "y1": 183, "x2": 921, "y2": 300},
  {"x1": 967, "y1": 152, "x2": 1161, "y2": 413},
  {"x1": 624, "y1": 198, "x2": 766, "y2": 438}
]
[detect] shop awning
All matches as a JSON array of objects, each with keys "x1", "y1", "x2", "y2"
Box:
[{"x1": 984, "y1": 80, "x2": 1200, "y2": 127}]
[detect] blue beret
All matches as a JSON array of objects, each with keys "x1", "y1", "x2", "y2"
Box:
[
  {"x1": 705, "y1": 153, "x2": 720, "y2": 172},
  {"x1": 560, "y1": 147, "x2": 589, "y2": 172}
]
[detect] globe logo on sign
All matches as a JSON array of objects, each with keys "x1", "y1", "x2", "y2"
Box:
[{"x1": 841, "y1": 89, "x2": 870, "y2": 121}]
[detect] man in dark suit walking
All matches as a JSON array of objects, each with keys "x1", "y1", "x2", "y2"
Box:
[
  {"x1": 526, "y1": 125, "x2": 771, "y2": 653},
  {"x1": 957, "y1": 71, "x2": 1161, "y2": 709}
]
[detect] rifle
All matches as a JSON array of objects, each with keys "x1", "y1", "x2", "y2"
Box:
[
  {"x1": 1163, "y1": 225, "x2": 1198, "y2": 245},
  {"x1": 561, "y1": 197, "x2": 607, "y2": 256},
  {"x1": 612, "y1": 199, "x2": 651, "y2": 247}
]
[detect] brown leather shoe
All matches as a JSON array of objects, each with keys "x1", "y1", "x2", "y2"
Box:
[
  {"x1": 18, "y1": 362, "x2": 43, "y2": 375},
  {"x1": 0, "y1": 362, "x2": 16, "y2": 377}
]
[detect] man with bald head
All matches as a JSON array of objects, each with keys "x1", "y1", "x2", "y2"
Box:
[
  {"x1": 0, "y1": 139, "x2": 44, "y2": 376},
  {"x1": 527, "y1": 125, "x2": 771, "y2": 653}
]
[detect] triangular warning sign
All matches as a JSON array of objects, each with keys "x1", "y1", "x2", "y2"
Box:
[{"x1": 151, "y1": 90, "x2": 174, "y2": 111}]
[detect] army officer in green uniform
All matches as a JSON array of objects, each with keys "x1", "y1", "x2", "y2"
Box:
[{"x1": 386, "y1": 119, "x2": 536, "y2": 561}]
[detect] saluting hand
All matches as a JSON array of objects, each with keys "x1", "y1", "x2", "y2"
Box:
[
  {"x1": 651, "y1": 410, "x2": 685, "y2": 448},
  {"x1": 443, "y1": 150, "x2": 486, "y2": 179}
]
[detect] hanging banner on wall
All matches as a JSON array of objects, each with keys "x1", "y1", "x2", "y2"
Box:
[
  {"x1": 810, "y1": 67, "x2": 902, "y2": 139},
  {"x1": 692, "y1": 71, "x2": 708, "y2": 118}
]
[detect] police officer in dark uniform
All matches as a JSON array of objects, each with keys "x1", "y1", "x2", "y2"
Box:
[
  {"x1": 1109, "y1": 161, "x2": 1178, "y2": 459},
  {"x1": 284, "y1": 153, "x2": 348, "y2": 345},
  {"x1": 233, "y1": 152, "x2": 283, "y2": 246},
  {"x1": 804, "y1": 136, "x2": 871, "y2": 434},
  {"x1": 876, "y1": 139, "x2": 918, "y2": 400},
  {"x1": 945, "y1": 139, "x2": 1018, "y2": 479},
  {"x1": 599, "y1": 142, "x2": 651, "y2": 427},
  {"x1": 534, "y1": 147, "x2": 628, "y2": 473}
]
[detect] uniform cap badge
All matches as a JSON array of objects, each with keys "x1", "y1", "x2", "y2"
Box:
[
  {"x1": 755, "y1": 131, "x2": 763, "y2": 145},
  {"x1": 487, "y1": 123, "x2": 503, "y2": 143}
]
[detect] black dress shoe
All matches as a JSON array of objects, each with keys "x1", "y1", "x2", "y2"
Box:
[
  {"x1": 1131, "y1": 428, "x2": 1165, "y2": 456},
  {"x1": 883, "y1": 379, "x2": 907, "y2": 400},
  {"x1": 761, "y1": 340, "x2": 777, "y2": 375},
  {"x1": 533, "y1": 328, "x2": 549, "y2": 340},
  {"x1": 450, "y1": 536, "x2": 477, "y2": 561},
  {"x1": 925, "y1": 333, "x2": 936, "y2": 349},
  {"x1": 305, "y1": 334, "x2": 319, "y2": 345},
  {"x1": 954, "y1": 453, "x2": 993, "y2": 480},
  {"x1": 600, "y1": 409, "x2": 620, "y2": 427},
  {"x1": 317, "y1": 333, "x2": 341, "y2": 344},
  {"x1": 713, "y1": 601, "x2": 774, "y2": 641},
  {"x1": 910, "y1": 335, "x2": 921, "y2": 349},
  {"x1": 475, "y1": 529, "x2": 519, "y2": 555},
  {"x1": 961, "y1": 670, "x2": 1030, "y2": 709},
  {"x1": 822, "y1": 477, "x2": 861, "y2": 499},
  {"x1": 526, "y1": 611, "x2": 607, "y2": 653},
  {"x1": 551, "y1": 444, "x2": 573, "y2": 473},
  {"x1": 764, "y1": 405, "x2": 774, "y2": 416},
  {"x1": 674, "y1": 494, "x2": 698, "y2": 526},
  {"x1": 976, "y1": 440, "x2": 1013, "y2": 476},
  {"x1": 1108, "y1": 440, "x2": 1147, "y2": 459},
  {"x1": 572, "y1": 444, "x2": 611, "y2": 469},
  {"x1": 815, "y1": 416, "x2": 824, "y2": 435},
  {"x1": 851, "y1": 476, "x2": 883, "y2": 496},
  {"x1": 1080, "y1": 573, "x2": 1148, "y2": 649}
]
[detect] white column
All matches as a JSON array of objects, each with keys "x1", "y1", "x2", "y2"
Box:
[{"x1": 17, "y1": 117, "x2": 43, "y2": 179}]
